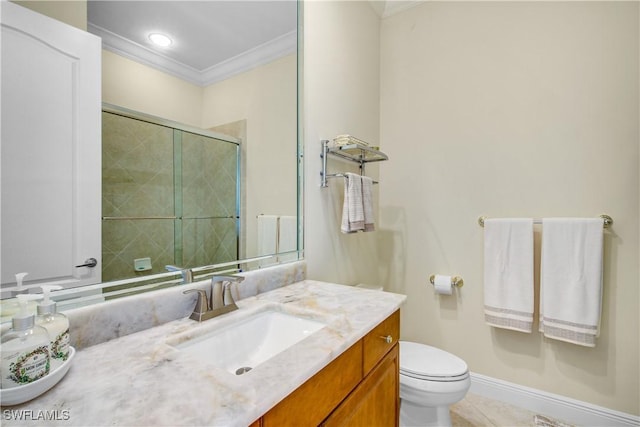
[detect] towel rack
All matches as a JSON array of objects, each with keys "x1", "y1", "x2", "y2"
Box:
[
  {"x1": 478, "y1": 214, "x2": 613, "y2": 228},
  {"x1": 324, "y1": 172, "x2": 380, "y2": 185},
  {"x1": 320, "y1": 139, "x2": 388, "y2": 188}
]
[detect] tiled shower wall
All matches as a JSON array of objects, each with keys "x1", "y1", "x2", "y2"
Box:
[{"x1": 101, "y1": 112, "x2": 239, "y2": 282}]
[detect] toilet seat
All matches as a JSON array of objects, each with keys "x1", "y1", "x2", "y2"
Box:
[{"x1": 400, "y1": 341, "x2": 469, "y2": 382}]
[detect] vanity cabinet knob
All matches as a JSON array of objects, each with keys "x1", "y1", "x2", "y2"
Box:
[
  {"x1": 380, "y1": 335, "x2": 393, "y2": 344},
  {"x1": 75, "y1": 258, "x2": 97, "y2": 268}
]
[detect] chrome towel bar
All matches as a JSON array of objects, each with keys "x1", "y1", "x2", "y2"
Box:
[
  {"x1": 478, "y1": 214, "x2": 613, "y2": 228},
  {"x1": 324, "y1": 172, "x2": 379, "y2": 185}
]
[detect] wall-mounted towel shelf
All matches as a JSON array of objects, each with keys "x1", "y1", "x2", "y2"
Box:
[
  {"x1": 323, "y1": 172, "x2": 380, "y2": 185},
  {"x1": 478, "y1": 214, "x2": 613, "y2": 228},
  {"x1": 320, "y1": 139, "x2": 389, "y2": 188}
]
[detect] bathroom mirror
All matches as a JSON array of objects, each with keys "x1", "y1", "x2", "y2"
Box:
[{"x1": 0, "y1": 1, "x2": 302, "y2": 305}]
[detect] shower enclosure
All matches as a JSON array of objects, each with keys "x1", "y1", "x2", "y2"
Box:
[{"x1": 101, "y1": 108, "x2": 240, "y2": 282}]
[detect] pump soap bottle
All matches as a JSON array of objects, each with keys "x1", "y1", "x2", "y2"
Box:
[
  {"x1": 0, "y1": 294, "x2": 51, "y2": 389},
  {"x1": 36, "y1": 285, "x2": 70, "y2": 369},
  {"x1": 12, "y1": 273, "x2": 29, "y2": 296},
  {"x1": 1, "y1": 273, "x2": 36, "y2": 321}
]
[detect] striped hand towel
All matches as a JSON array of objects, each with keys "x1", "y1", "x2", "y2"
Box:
[
  {"x1": 483, "y1": 218, "x2": 534, "y2": 333},
  {"x1": 539, "y1": 218, "x2": 604, "y2": 347},
  {"x1": 341, "y1": 173, "x2": 364, "y2": 233}
]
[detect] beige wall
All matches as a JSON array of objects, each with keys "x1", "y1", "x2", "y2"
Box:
[
  {"x1": 379, "y1": 1, "x2": 639, "y2": 414},
  {"x1": 101, "y1": 51, "x2": 203, "y2": 128},
  {"x1": 303, "y1": 0, "x2": 382, "y2": 285},
  {"x1": 14, "y1": 0, "x2": 86, "y2": 31},
  {"x1": 201, "y1": 55, "x2": 297, "y2": 259}
]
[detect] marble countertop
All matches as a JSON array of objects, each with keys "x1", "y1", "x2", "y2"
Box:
[{"x1": 2, "y1": 280, "x2": 406, "y2": 426}]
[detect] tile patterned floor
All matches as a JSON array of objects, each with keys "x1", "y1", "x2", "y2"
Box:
[{"x1": 450, "y1": 393, "x2": 563, "y2": 427}]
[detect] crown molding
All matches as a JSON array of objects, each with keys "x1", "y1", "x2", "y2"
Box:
[
  {"x1": 201, "y1": 31, "x2": 297, "y2": 86},
  {"x1": 90, "y1": 23, "x2": 297, "y2": 87}
]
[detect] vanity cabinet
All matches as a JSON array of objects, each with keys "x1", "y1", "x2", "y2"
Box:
[
  {"x1": 323, "y1": 344, "x2": 399, "y2": 427},
  {"x1": 256, "y1": 310, "x2": 400, "y2": 427}
]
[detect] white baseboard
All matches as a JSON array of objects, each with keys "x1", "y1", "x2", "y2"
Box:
[{"x1": 469, "y1": 372, "x2": 640, "y2": 427}]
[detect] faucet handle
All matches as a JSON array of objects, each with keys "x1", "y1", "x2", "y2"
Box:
[
  {"x1": 211, "y1": 274, "x2": 244, "y2": 307},
  {"x1": 183, "y1": 289, "x2": 210, "y2": 320},
  {"x1": 211, "y1": 274, "x2": 245, "y2": 284},
  {"x1": 222, "y1": 282, "x2": 236, "y2": 307},
  {"x1": 167, "y1": 265, "x2": 193, "y2": 283}
]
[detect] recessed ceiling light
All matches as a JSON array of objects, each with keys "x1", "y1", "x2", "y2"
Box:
[{"x1": 148, "y1": 33, "x2": 172, "y2": 47}]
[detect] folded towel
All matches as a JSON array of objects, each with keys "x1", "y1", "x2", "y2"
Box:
[
  {"x1": 361, "y1": 175, "x2": 375, "y2": 232},
  {"x1": 540, "y1": 218, "x2": 604, "y2": 347},
  {"x1": 341, "y1": 173, "x2": 375, "y2": 233},
  {"x1": 278, "y1": 216, "x2": 297, "y2": 253},
  {"x1": 333, "y1": 134, "x2": 369, "y2": 148},
  {"x1": 257, "y1": 215, "x2": 278, "y2": 256},
  {"x1": 341, "y1": 173, "x2": 364, "y2": 233},
  {"x1": 277, "y1": 215, "x2": 298, "y2": 263},
  {"x1": 483, "y1": 218, "x2": 534, "y2": 332},
  {"x1": 257, "y1": 214, "x2": 278, "y2": 267}
]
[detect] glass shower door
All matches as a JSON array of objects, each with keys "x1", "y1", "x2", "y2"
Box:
[
  {"x1": 102, "y1": 112, "x2": 176, "y2": 282},
  {"x1": 180, "y1": 130, "x2": 239, "y2": 269},
  {"x1": 101, "y1": 111, "x2": 240, "y2": 283}
]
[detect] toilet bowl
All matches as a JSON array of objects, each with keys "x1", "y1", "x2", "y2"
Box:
[{"x1": 399, "y1": 341, "x2": 470, "y2": 427}]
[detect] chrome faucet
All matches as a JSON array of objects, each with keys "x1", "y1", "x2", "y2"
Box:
[
  {"x1": 165, "y1": 265, "x2": 193, "y2": 284},
  {"x1": 182, "y1": 274, "x2": 245, "y2": 322},
  {"x1": 210, "y1": 274, "x2": 245, "y2": 312}
]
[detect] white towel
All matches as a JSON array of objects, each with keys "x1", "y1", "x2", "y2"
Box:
[
  {"x1": 540, "y1": 218, "x2": 604, "y2": 347},
  {"x1": 341, "y1": 173, "x2": 364, "y2": 233},
  {"x1": 361, "y1": 175, "x2": 375, "y2": 232},
  {"x1": 257, "y1": 215, "x2": 278, "y2": 267},
  {"x1": 257, "y1": 215, "x2": 278, "y2": 256},
  {"x1": 278, "y1": 216, "x2": 297, "y2": 253},
  {"x1": 483, "y1": 218, "x2": 534, "y2": 333},
  {"x1": 277, "y1": 215, "x2": 298, "y2": 263}
]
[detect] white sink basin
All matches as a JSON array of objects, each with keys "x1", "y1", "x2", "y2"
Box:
[{"x1": 170, "y1": 309, "x2": 326, "y2": 375}]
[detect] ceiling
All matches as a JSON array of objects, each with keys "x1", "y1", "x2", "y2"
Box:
[{"x1": 88, "y1": 1, "x2": 298, "y2": 87}]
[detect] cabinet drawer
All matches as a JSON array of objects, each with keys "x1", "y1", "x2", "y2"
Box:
[
  {"x1": 262, "y1": 341, "x2": 363, "y2": 426},
  {"x1": 363, "y1": 310, "x2": 400, "y2": 374}
]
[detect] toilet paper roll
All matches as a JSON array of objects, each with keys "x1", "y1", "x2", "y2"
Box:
[{"x1": 434, "y1": 275, "x2": 453, "y2": 295}]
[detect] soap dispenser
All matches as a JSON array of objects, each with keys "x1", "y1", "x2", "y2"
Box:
[
  {"x1": 12, "y1": 272, "x2": 29, "y2": 296},
  {"x1": 0, "y1": 294, "x2": 51, "y2": 389},
  {"x1": 1, "y1": 273, "x2": 34, "y2": 321},
  {"x1": 36, "y1": 285, "x2": 70, "y2": 368}
]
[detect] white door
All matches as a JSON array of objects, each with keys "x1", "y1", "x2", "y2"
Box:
[{"x1": 1, "y1": 1, "x2": 102, "y2": 289}]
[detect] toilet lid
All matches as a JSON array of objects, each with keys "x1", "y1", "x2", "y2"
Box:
[{"x1": 400, "y1": 341, "x2": 468, "y2": 380}]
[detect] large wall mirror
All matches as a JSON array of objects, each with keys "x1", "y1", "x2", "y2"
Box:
[{"x1": 0, "y1": 0, "x2": 302, "y2": 311}]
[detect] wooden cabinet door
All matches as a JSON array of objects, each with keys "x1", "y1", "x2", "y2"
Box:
[
  {"x1": 322, "y1": 344, "x2": 399, "y2": 427},
  {"x1": 263, "y1": 342, "x2": 363, "y2": 426},
  {"x1": 1, "y1": 1, "x2": 101, "y2": 289}
]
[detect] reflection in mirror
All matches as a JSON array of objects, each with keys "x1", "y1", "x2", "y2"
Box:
[
  {"x1": 0, "y1": 0, "x2": 302, "y2": 310},
  {"x1": 101, "y1": 107, "x2": 241, "y2": 283}
]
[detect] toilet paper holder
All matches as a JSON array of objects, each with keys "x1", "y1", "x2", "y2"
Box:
[{"x1": 429, "y1": 275, "x2": 464, "y2": 288}]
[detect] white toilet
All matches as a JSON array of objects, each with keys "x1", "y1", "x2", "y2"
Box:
[
  {"x1": 354, "y1": 285, "x2": 470, "y2": 426},
  {"x1": 399, "y1": 341, "x2": 470, "y2": 427}
]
